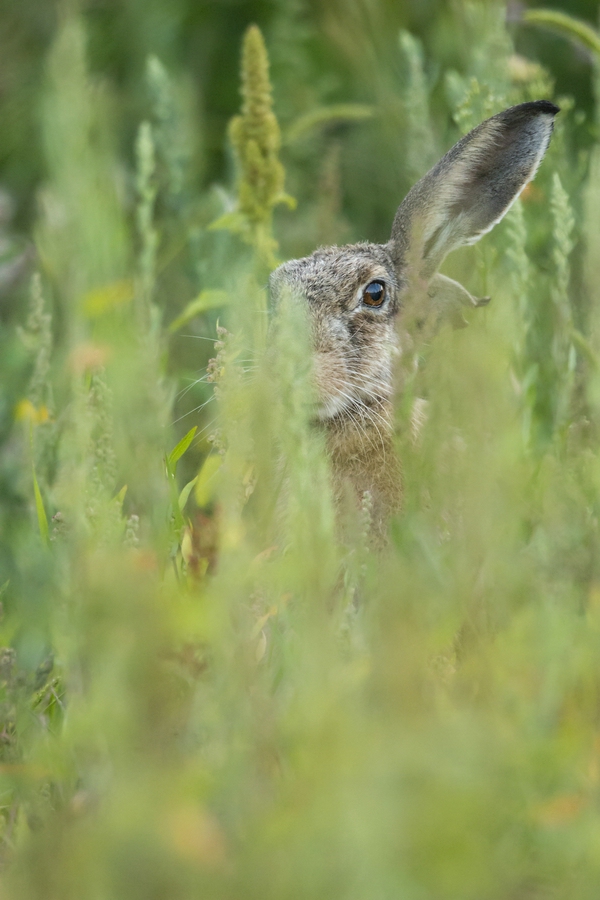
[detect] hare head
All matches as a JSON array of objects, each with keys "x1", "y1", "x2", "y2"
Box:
[{"x1": 269, "y1": 101, "x2": 558, "y2": 533}]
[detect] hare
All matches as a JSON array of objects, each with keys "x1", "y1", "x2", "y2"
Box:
[{"x1": 269, "y1": 101, "x2": 558, "y2": 535}]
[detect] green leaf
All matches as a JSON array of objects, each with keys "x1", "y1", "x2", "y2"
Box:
[
  {"x1": 284, "y1": 104, "x2": 375, "y2": 145},
  {"x1": 168, "y1": 291, "x2": 229, "y2": 334},
  {"x1": 112, "y1": 484, "x2": 128, "y2": 509},
  {"x1": 208, "y1": 211, "x2": 248, "y2": 235},
  {"x1": 32, "y1": 465, "x2": 49, "y2": 548},
  {"x1": 82, "y1": 278, "x2": 135, "y2": 318},
  {"x1": 179, "y1": 476, "x2": 198, "y2": 512},
  {"x1": 165, "y1": 455, "x2": 185, "y2": 533},
  {"x1": 168, "y1": 426, "x2": 197, "y2": 469},
  {"x1": 523, "y1": 10, "x2": 600, "y2": 58},
  {"x1": 195, "y1": 455, "x2": 222, "y2": 507},
  {"x1": 274, "y1": 192, "x2": 297, "y2": 211}
]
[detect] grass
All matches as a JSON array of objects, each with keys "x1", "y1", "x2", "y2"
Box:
[{"x1": 0, "y1": 5, "x2": 600, "y2": 898}]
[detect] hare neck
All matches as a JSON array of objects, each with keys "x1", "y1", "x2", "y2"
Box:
[{"x1": 323, "y1": 396, "x2": 402, "y2": 535}]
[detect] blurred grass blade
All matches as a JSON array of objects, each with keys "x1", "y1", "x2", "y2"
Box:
[
  {"x1": 168, "y1": 426, "x2": 197, "y2": 468},
  {"x1": 208, "y1": 211, "x2": 248, "y2": 236},
  {"x1": 523, "y1": 10, "x2": 600, "y2": 58},
  {"x1": 195, "y1": 454, "x2": 222, "y2": 507},
  {"x1": 32, "y1": 464, "x2": 49, "y2": 547},
  {"x1": 168, "y1": 290, "x2": 229, "y2": 333},
  {"x1": 571, "y1": 327, "x2": 599, "y2": 368},
  {"x1": 284, "y1": 104, "x2": 375, "y2": 145}
]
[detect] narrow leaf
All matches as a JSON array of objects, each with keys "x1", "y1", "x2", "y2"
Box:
[
  {"x1": 168, "y1": 426, "x2": 197, "y2": 469},
  {"x1": 523, "y1": 10, "x2": 600, "y2": 58},
  {"x1": 195, "y1": 455, "x2": 222, "y2": 507},
  {"x1": 179, "y1": 476, "x2": 198, "y2": 512},
  {"x1": 207, "y1": 211, "x2": 248, "y2": 234},
  {"x1": 284, "y1": 104, "x2": 375, "y2": 145},
  {"x1": 32, "y1": 466, "x2": 49, "y2": 547},
  {"x1": 165, "y1": 455, "x2": 185, "y2": 533},
  {"x1": 112, "y1": 484, "x2": 128, "y2": 508},
  {"x1": 168, "y1": 291, "x2": 229, "y2": 334}
]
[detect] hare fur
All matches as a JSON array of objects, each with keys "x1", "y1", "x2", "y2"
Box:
[{"x1": 270, "y1": 101, "x2": 558, "y2": 535}]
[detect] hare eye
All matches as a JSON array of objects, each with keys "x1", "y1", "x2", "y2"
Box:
[{"x1": 362, "y1": 281, "x2": 386, "y2": 307}]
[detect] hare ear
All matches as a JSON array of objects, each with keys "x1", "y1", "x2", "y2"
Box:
[{"x1": 390, "y1": 101, "x2": 559, "y2": 280}]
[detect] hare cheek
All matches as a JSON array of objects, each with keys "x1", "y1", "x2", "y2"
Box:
[{"x1": 313, "y1": 350, "x2": 351, "y2": 420}]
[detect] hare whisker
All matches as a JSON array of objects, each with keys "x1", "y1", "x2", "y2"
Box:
[
  {"x1": 179, "y1": 334, "x2": 221, "y2": 342},
  {"x1": 176, "y1": 375, "x2": 213, "y2": 401},
  {"x1": 189, "y1": 415, "x2": 221, "y2": 450},
  {"x1": 349, "y1": 397, "x2": 389, "y2": 463},
  {"x1": 330, "y1": 386, "x2": 388, "y2": 458},
  {"x1": 171, "y1": 395, "x2": 215, "y2": 426}
]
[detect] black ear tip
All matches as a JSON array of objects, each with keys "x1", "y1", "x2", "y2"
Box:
[
  {"x1": 531, "y1": 99, "x2": 560, "y2": 116},
  {"x1": 514, "y1": 99, "x2": 560, "y2": 118},
  {"x1": 496, "y1": 100, "x2": 560, "y2": 130}
]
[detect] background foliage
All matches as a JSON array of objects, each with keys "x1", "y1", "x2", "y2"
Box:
[{"x1": 1, "y1": 0, "x2": 600, "y2": 897}]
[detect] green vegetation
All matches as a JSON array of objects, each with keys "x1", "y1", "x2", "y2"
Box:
[{"x1": 1, "y1": 2, "x2": 600, "y2": 897}]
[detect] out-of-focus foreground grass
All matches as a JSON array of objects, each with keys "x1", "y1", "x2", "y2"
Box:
[{"x1": 2, "y1": 2, "x2": 600, "y2": 897}]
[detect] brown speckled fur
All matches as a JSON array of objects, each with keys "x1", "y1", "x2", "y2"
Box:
[{"x1": 270, "y1": 102, "x2": 558, "y2": 537}]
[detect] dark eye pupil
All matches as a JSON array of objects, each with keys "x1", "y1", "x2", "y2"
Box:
[{"x1": 363, "y1": 281, "x2": 385, "y2": 306}]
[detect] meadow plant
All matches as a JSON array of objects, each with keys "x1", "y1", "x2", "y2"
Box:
[
  {"x1": 146, "y1": 55, "x2": 190, "y2": 207},
  {"x1": 398, "y1": 30, "x2": 437, "y2": 182},
  {"x1": 135, "y1": 121, "x2": 159, "y2": 323},
  {"x1": 549, "y1": 172, "x2": 576, "y2": 433},
  {"x1": 215, "y1": 24, "x2": 294, "y2": 271},
  {"x1": 18, "y1": 274, "x2": 52, "y2": 417},
  {"x1": 505, "y1": 201, "x2": 531, "y2": 371}
]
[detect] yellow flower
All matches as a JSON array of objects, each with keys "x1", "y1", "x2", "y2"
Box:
[{"x1": 14, "y1": 400, "x2": 50, "y2": 425}]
